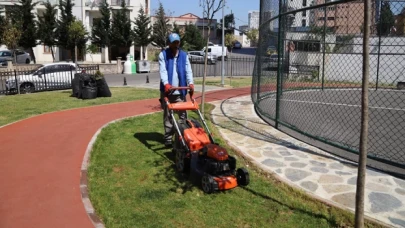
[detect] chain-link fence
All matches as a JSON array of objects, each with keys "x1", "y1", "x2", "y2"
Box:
[{"x1": 253, "y1": 0, "x2": 405, "y2": 176}]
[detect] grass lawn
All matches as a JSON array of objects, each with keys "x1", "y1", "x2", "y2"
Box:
[
  {"x1": 193, "y1": 76, "x2": 253, "y2": 88},
  {"x1": 0, "y1": 87, "x2": 160, "y2": 126},
  {"x1": 88, "y1": 104, "x2": 382, "y2": 228}
]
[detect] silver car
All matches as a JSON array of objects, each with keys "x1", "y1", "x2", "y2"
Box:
[
  {"x1": 188, "y1": 51, "x2": 217, "y2": 65},
  {"x1": 0, "y1": 49, "x2": 32, "y2": 66},
  {"x1": 5, "y1": 62, "x2": 78, "y2": 93}
]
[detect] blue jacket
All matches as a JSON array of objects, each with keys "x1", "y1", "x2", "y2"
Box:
[{"x1": 159, "y1": 48, "x2": 192, "y2": 97}]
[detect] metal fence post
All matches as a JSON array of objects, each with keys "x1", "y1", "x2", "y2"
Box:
[
  {"x1": 70, "y1": 65, "x2": 74, "y2": 86},
  {"x1": 275, "y1": 0, "x2": 284, "y2": 129},
  {"x1": 376, "y1": 0, "x2": 382, "y2": 90},
  {"x1": 14, "y1": 70, "x2": 20, "y2": 94},
  {"x1": 322, "y1": 5, "x2": 327, "y2": 90},
  {"x1": 44, "y1": 68, "x2": 48, "y2": 90}
]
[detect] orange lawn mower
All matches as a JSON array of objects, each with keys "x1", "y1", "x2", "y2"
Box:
[{"x1": 164, "y1": 86, "x2": 250, "y2": 194}]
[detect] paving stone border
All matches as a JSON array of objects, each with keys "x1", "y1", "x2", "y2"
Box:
[{"x1": 210, "y1": 95, "x2": 405, "y2": 228}]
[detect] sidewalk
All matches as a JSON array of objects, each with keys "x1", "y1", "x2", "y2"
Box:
[
  {"x1": 0, "y1": 86, "x2": 404, "y2": 227},
  {"x1": 210, "y1": 95, "x2": 405, "y2": 228}
]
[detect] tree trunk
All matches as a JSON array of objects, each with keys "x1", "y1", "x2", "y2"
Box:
[
  {"x1": 50, "y1": 46, "x2": 55, "y2": 62},
  {"x1": 29, "y1": 47, "x2": 36, "y2": 64},
  {"x1": 108, "y1": 46, "x2": 111, "y2": 63},
  {"x1": 13, "y1": 50, "x2": 17, "y2": 66},
  {"x1": 201, "y1": 26, "x2": 211, "y2": 117},
  {"x1": 355, "y1": 0, "x2": 371, "y2": 226},
  {"x1": 75, "y1": 44, "x2": 78, "y2": 63}
]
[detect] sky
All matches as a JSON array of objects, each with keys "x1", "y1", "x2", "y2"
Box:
[{"x1": 150, "y1": 0, "x2": 260, "y2": 28}]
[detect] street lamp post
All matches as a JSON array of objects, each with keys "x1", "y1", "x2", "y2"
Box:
[{"x1": 221, "y1": 0, "x2": 225, "y2": 86}]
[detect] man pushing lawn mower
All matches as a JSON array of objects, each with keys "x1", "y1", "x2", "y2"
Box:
[
  {"x1": 160, "y1": 34, "x2": 250, "y2": 194},
  {"x1": 159, "y1": 33, "x2": 195, "y2": 148}
]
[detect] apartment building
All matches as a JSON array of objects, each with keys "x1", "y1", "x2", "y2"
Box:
[
  {"x1": 312, "y1": 0, "x2": 376, "y2": 35},
  {"x1": 287, "y1": 0, "x2": 313, "y2": 27},
  {"x1": 248, "y1": 10, "x2": 259, "y2": 29},
  {"x1": 151, "y1": 13, "x2": 218, "y2": 44},
  {"x1": 0, "y1": 0, "x2": 150, "y2": 63}
]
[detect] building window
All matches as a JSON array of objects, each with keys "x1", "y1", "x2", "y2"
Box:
[
  {"x1": 303, "y1": 10, "x2": 306, "y2": 17},
  {"x1": 327, "y1": 17, "x2": 335, "y2": 20},
  {"x1": 318, "y1": 17, "x2": 325, "y2": 21},
  {"x1": 303, "y1": 0, "x2": 307, "y2": 6},
  {"x1": 44, "y1": 46, "x2": 51, "y2": 54},
  {"x1": 302, "y1": 19, "x2": 306, "y2": 27},
  {"x1": 293, "y1": 40, "x2": 321, "y2": 52}
]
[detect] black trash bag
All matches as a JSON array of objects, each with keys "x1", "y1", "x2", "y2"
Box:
[
  {"x1": 96, "y1": 77, "x2": 112, "y2": 97},
  {"x1": 71, "y1": 73, "x2": 82, "y2": 97},
  {"x1": 81, "y1": 86, "x2": 98, "y2": 99},
  {"x1": 78, "y1": 73, "x2": 97, "y2": 100}
]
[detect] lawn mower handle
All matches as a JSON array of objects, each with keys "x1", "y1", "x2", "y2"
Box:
[{"x1": 166, "y1": 86, "x2": 194, "y2": 100}]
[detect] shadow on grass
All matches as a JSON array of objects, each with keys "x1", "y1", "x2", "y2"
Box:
[
  {"x1": 240, "y1": 186, "x2": 341, "y2": 227},
  {"x1": 133, "y1": 132, "x2": 197, "y2": 194}
]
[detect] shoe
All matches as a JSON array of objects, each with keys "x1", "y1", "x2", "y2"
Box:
[{"x1": 164, "y1": 141, "x2": 172, "y2": 147}]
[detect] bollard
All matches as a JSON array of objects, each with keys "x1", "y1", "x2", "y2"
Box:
[
  {"x1": 146, "y1": 75, "x2": 149, "y2": 83},
  {"x1": 123, "y1": 77, "x2": 127, "y2": 86}
]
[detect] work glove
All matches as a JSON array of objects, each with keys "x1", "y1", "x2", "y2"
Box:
[
  {"x1": 164, "y1": 83, "x2": 172, "y2": 94},
  {"x1": 189, "y1": 84, "x2": 194, "y2": 97}
]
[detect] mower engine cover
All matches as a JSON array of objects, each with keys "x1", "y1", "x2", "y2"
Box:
[
  {"x1": 203, "y1": 144, "x2": 229, "y2": 161},
  {"x1": 183, "y1": 125, "x2": 211, "y2": 151}
]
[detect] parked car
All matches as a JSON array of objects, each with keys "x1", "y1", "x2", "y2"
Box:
[
  {"x1": 0, "y1": 49, "x2": 32, "y2": 66},
  {"x1": 5, "y1": 62, "x2": 78, "y2": 93},
  {"x1": 234, "y1": 41, "x2": 242, "y2": 49},
  {"x1": 266, "y1": 46, "x2": 277, "y2": 56},
  {"x1": 188, "y1": 51, "x2": 217, "y2": 65}
]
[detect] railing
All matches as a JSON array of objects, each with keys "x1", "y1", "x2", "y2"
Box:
[
  {"x1": 191, "y1": 56, "x2": 255, "y2": 77},
  {"x1": 111, "y1": 0, "x2": 129, "y2": 6},
  {"x1": 0, "y1": 65, "x2": 99, "y2": 95}
]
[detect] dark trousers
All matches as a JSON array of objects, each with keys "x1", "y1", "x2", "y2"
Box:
[{"x1": 161, "y1": 92, "x2": 187, "y2": 142}]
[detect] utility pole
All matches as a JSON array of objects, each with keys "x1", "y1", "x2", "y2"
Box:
[{"x1": 221, "y1": 0, "x2": 225, "y2": 86}]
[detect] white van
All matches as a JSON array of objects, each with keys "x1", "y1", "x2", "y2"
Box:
[{"x1": 199, "y1": 46, "x2": 228, "y2": 60}]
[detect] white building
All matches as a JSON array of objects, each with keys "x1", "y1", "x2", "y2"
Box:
[
  {"x1": 0, "y1": 0, "x2": 150, "y2": 63},
  {"x1": 248, "y1": 10, "x2": 259, "y2": 29},
  {"x1": 287, "y1": 0, "x2": 313, "y2": 27}
]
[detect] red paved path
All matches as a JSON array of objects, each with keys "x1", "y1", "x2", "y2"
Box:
[{"x1": 0, "y1": 88, "x2": 250, "y2": 228}]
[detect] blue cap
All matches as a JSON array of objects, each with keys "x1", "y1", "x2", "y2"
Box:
[{"x1": 168, "y1": 33, "x2": 180, "y2": 43}]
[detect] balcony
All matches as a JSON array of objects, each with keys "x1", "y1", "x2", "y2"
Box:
[
  {"x1": 84, "y1": 0, "x2": 104, "y2": 8},
  {"x1": 111, "y1": 0, "x2": 130, "y2": 6}
]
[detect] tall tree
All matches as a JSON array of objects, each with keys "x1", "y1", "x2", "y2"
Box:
[
  {"x1": 91, "y1": 0, "x2": 111, "y2": 62},
  {"x1": 172, "y1": 22, "x2": 181, "y2": 34},
  {"x1": 57, "y1": 0, "x2": 75, "y2": 53},
  {"x1": 37, "y1": 1, "x2": 58, "y2": 61},
  {"x1": 1, "y1": 22, "x2": 22, "y2": 64},
  {"x1": 151, "y1": 2, "x2": 169, "y2": 50},
  {"x1": 246, "y1": 28, "x2": 259, "y2": 47},
  {"x1": 223, "y1": 13, "x2": 235, "y2": 29},
  {"x1": 68, "y1": 20, "x2": 88, "y2": 63},
  {"x1": 200, "y1": 0, "x2": 224, "y2": 116},
  {"x1": 133, "y1": 5, "x2": 152, "y2": 60},
  {"x1": 0, "y1": 9, "x2": 5, "y2": 45},
  {"x1": 182, "y1": 23, "x2": 205, "y2": 51},
  {"x1": 377, "y1": 2, "x2": 395, "y2": 36},
  {"x1": 10, "y1": 0, "x2": 39, "y2": 63},
  {"x1": 110, "y1": 1, "x2": 133, "y2": 53}
]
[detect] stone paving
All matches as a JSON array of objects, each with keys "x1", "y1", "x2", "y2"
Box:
[{"x1": 210, "y1": 95, "x2": 405, "y2": 228}]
